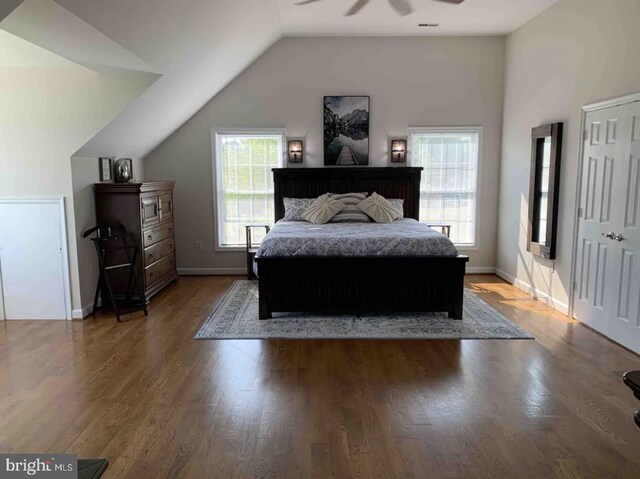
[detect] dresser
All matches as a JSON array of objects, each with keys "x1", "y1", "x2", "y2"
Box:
[{"x1": 94, "y1": 181, "x2": 177, "y2": 302}]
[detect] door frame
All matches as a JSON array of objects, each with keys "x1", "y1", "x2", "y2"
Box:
[
  {"x1": 0, "y1": 197, "x2": 72, "y2": 320},
  {"x1": 569, "y1": 92, "x2": 640, "y2": 319}
]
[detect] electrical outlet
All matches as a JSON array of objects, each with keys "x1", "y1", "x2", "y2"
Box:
[{"x1": 195, "y1": 241, "x2": 203, "y2": 251}]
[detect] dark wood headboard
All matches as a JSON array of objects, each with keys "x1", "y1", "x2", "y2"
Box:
[{"x1": 273, "y1": 167, "x2": 423, "y2": 221}]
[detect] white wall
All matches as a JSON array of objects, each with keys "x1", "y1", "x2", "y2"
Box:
[
  {"x1": 497, "y1": 0, "x2": 640, "y2": 313},
  {"x1": 144, "y1": 36, "x2": 506, "y2": 273},
  {"x1": 71, "y1": 157, "x2": 144, "y2": 315},
  {"x1": 0, "y1": 30, "x2": 155, "y2": 314}
]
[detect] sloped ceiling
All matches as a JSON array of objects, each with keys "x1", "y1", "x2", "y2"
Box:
[
  {"x1": 2, "y1": 0, "x2": 559, "y2": 160},
  {"x1": 1, "y1": 0, "x2": 158, "y2": 74},
  {"x1": 0, "y1": 27, "x2": 77, "y2": 67},
  {"x1": 0, "y1": 0, "x2": 23, "y2": 23},
  {"x1": 54, "y1": 0, "x2": 283, "y2": 159}
]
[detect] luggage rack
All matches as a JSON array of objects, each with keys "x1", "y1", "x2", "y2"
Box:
[{"x1": 83, "y1": 222, "x2": 148, "y2": 322}]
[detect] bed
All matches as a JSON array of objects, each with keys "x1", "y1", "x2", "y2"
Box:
[{"x1": 255, "y1": 167, "x2": 469, "y2": 319}]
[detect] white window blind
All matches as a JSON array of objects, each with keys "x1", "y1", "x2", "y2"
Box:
[
  {"x1": 214, "y1": 131, "x2": 283, "y2": 248},
  {"x1": 410, "y1": 128, "x2": 481, "y2": 246}
]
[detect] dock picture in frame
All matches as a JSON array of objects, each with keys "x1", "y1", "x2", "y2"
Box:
[{"x1": 323, "y1": 96, "x2": 370, "y2": 166}]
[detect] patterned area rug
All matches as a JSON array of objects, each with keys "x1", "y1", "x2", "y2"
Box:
[
  {"x1": 195, "y1": 281, "x2": 533, "y2": 340},
  {"x1": 195, "y1": 280, "x2": 533, "y2": 339}
]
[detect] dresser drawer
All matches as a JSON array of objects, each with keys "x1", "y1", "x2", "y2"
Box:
[
  {"x1": 144, "y1": 237, "x2": 175, "y2": 266},
  {"x1": 145, "y1": 253, "x2": 175, "y2": 286},
  {"x1": 143, "y1": 223, "x2": 174, "y2": 248},
  {"x1": 159, "y1": 193, "x2": 173, "y2": 223},
  {"x1": 141, "y1": 196, "x2": 160, "y2": 228}
]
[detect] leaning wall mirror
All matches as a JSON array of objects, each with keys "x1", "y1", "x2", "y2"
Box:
[{"x1": 528, "y1": 122, "x2": 563, "y2": 260}]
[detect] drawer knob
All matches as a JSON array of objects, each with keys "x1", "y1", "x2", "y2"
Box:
[
  {"x1": 149, "y1": 254, "x2": 154, "y2": 261},
  {"x1": 148, "y1": 234, "x2": 152, "y2": 240}
]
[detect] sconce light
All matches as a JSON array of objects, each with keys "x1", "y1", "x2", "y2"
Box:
[
  {"x1": 391, "y1": 139, "x2": 407, "y2": 163},
  {"x1": 288, "y1": 140, "x2": 303, "y2": 163}
]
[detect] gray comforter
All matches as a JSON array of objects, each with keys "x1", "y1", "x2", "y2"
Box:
[{"x1": 255, "y1": 219, "x2": 459, "y2": 257}]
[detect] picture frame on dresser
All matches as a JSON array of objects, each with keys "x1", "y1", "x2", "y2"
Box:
[
  {"x1": 99, "y1": 157, "x2": 113, "y2": 182},
  {"x1": 94, "y1": 181, "x2": 177, "y2": 303}
]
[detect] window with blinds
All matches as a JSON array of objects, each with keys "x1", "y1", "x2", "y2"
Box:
[
  {"x1": 214, "y1": 130, "x2": 284, "y2": 248},
  {"x1": 409, "y1": 128, "x2": 481, "y2": 247}
]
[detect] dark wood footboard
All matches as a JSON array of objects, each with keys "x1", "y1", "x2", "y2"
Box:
[{"x1": 256, "y1": 255, "x2": 469, "y2": 320}]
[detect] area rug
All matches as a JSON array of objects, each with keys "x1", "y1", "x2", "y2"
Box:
[{"x1": 195, "y1": 281, "x2": 532, "y2": 340}]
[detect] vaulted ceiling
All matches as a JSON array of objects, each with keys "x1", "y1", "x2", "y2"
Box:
[
  {"x1": 55, "y1": 0, "x2": 283, "y2": 159},
  {"x1": 1, "y1": 0, "x2": 558, "y2": 159}
]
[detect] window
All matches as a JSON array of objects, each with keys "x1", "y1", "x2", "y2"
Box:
[
  {"x1": 213, "y1": 130, "x2": 284, "y2": 248},
  {"x1": 409, "y1": 127, "x2": 481, "y2": 247}
]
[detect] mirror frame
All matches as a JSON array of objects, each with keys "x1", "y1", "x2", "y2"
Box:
[{"x1": 528, "y1": 122, "x2": 563, "y2": 260}]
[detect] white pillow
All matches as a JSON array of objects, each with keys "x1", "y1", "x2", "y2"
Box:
[
  {"x1": 356, "y1": 192, "x2": 401, "y2": 224},
  {"x1": 301, "y1": 194, "x2": 345, "y2": 224},
  {"x1": 387, "y1": 199, "x2": 404, "y2": 218}
]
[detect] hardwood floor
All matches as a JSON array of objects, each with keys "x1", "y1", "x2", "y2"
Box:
[{"x1": 1, "y1": 275, "x2": 639, "y2": 478}]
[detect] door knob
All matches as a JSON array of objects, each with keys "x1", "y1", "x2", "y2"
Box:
[
  {"x1": 601, "y1": 232, "x2": 615, "y2": 239},
  {"x1": 613, "y1": 233, "x2": 624, "y2": 241}
]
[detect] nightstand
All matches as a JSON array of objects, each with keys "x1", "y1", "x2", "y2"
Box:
[
  {"x1": 424, "y1": 221, "x2": 452, "y2": 238},
  {"x1": 245, "y1": 224, "x2": 271, "y2": 280}
]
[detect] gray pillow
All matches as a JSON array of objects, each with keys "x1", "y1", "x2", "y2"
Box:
[
  {"x1": 283, "y1": 197, "x2": 314, "y2": 221},
  {"x1": 327, "y1": 192, "x2": 371, "y2": 223},
  {"x1": 301, "y1": 194, "x2": 345, "y2": 224},
  {"x1": 357, "y1": 192, "x2": 401, "y2": 224}
]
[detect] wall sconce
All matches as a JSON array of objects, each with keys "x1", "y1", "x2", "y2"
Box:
[
  {"x1": 288, "y1": 140, "x2": 303, "y2": 163},
  {"x1": 391, "y1": 139, "x2": 407, "y2": 163}
]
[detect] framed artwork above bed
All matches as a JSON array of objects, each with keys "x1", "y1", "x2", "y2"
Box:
[{"x1": 323, "y1": 95, "x2": 370, "y2": 166}]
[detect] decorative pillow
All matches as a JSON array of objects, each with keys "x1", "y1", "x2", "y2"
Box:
[
  {"x1": 283, "y1": 197, "x2": 315, "y2": 221},
  {"x1": 387, "y1": 199, "x2": 404, "y2": 219},
  {"x1": 301, "y1": 194, "x2": 345, "y2": 224},
  {"x1": 327, "y1": 192, "x2": 371, "y2": 223},
  {"x1": 357, "y1": 192, "x2": 401, "y2": 224}
]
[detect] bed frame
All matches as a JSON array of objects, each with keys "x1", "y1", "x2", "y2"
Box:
[{"x1": 256, "y1": 167, "x2": 469, "y2": 319}]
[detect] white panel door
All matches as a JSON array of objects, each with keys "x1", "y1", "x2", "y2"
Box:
[
  {"x1": 0, "y1": 200, "x2": 68, "y2": 320},
  {"x1": 574, "y1": 101, "x2": 640, "y2": 353}
]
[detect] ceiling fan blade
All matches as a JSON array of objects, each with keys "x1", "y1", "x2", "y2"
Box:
[
  {"x1": 432, "y1": 0, "x2": 465, "y2": 4},
  {"x1": 345, "y1": 0, "x2": 370, "y2": 16},
  {"x1": 295, "y1": 0, "x2": 322, "y2": 5},
  {"x1": 389, "y1": 0, "x2": 413, "y2": 15}
]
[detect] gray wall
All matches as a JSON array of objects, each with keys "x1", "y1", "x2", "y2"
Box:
[
  {"x1": 497, "y1": 0, "x2": 640, "y2": 313},
  {"x1": 144, "y1": 36, "x2": 506, "y2": 273}
]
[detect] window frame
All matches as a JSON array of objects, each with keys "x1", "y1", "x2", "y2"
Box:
[
  {"x1": 407, "y1": 126, "x2": 483, "y2": 250},
  {"x1": 212, "y1": 128, "x2": 286, "y2": 251}
]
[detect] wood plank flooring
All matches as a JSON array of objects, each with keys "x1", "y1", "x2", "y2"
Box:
[{"x1": 0, "y1": 275, "x2": 639, "y2": 478}]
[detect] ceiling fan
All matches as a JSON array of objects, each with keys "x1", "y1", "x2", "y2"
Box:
[{"x1": 295, "y1": 0, "x2": 465, "y2": 17}]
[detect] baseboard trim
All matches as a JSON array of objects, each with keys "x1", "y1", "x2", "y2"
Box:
[
  {"x1": 494, "y1": 268, "x2": 516, "y2": 284},
  {"x1": 495, "y1": 268, "x2": 569, "y2": 315},
  {"x1": 466, "y1": 267, "x2": 495, "y2": 274},
  {"x1": 178, "y1": 268, "x2": 246, "y2": 276},
  {"x1": 72, "y1": 303, "x2": 93, "y2": 320}
]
